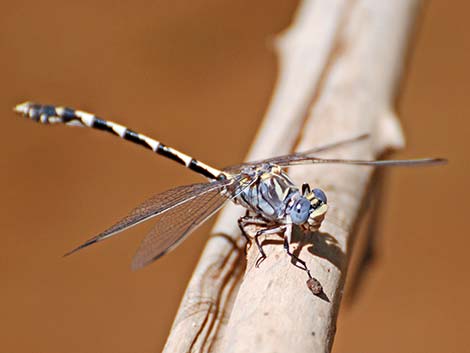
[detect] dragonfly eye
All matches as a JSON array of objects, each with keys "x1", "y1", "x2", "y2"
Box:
[
  {"x1": 313, "y1": 188, "x2": 327, "y2": 204},
  {"x1": 290, "y1": 197, "x2": 311, "y2": 225}
]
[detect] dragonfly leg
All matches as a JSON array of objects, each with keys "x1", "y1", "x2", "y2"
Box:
[
  {"x1": 237, "y1": 212, "x2": 255, "y2": 242},
  {"x1": 238, "y1": 212, "x2": 269, "y2": 254},
  {"x1": 253, "y1": 225, "x2": 287, "y2": 268},
  {"x1": 301, "y1": 182, "x2": 311, "y2": 196},
  {"x1": 283, "y1": 226, "x2": 312, "y2": 279}
]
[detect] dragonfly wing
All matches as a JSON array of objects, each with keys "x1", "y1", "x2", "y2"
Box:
[
  {"x1": 64, "y1": 180, "x2": 231, "y2": 256},
  {"x1": 131, "y1": 183, "x2": 230, "y2": 270},
  {"x1": 276, "y1": 156, "x2": 447, "y2": 167},
  {"x1": 223, "y1": 134, "x2": 369, "y2": 173}
]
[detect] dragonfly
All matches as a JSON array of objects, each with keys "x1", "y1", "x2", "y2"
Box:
[{"x1": 14, "y1": 102, "x2": 446, "y2": 293}]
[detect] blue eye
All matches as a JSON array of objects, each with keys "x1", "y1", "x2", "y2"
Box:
[
  {"x1": 313, "y1": 188, "x2": 327, "y2": 204},
  {"x1": 290, "y1": 198, "x2": 311, "y2": 225}
]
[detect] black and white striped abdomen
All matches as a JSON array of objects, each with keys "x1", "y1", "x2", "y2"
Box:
[{"x1": 14, "y1": 102, "x2": 222, "y2": 180}]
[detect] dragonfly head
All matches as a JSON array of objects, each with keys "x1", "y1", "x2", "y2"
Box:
[{"x1": 290, "y1": 186, "x2": 328, "y2": 231}]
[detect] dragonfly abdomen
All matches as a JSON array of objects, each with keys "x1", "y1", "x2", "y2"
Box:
[{"x1": 14, "y1": 102, "x2": 223, "y2": 180}]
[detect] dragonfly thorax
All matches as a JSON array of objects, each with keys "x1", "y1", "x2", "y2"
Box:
[{"x1": 234, "y1": 164, "x2": 328, "y2": 231}]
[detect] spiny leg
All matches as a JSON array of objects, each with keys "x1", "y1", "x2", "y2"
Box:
[
  {"x1": 238, "y1": 211, "x2": 260, "y2": 243},
  {"x1": 283, "y1": 237, "x2": 312, "y2": 279},
  {"x1": 238, "y1": 212, "x2": 271, "y2": 254},
  {"x1": 301, "y1": 182, "x2": 311, "y2": 196},
  {"x1": 283, "y1": 225, "x2": 312, "y2": 279},
  {"x1": 254, "y1": 232, "x2": 267, "y2": 268},
  {"x1": 13, "y1": 102, "x2": 222, "y2": 180},
  {"x1": 253, "y1": 225, "x2": 287, "y2": 268}
]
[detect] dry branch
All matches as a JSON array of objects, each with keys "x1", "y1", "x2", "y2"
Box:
[{"x1": 163, "y1": 1, "x2": 420, "y2": 352}]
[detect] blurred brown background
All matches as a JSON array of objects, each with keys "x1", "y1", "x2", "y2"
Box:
[{"x1": 1, "y1": 1, "x2": 468, "y2": 352}]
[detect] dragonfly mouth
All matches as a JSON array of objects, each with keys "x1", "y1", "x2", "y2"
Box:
[{"x1": 304, "y1": 204, "x2": 329, "y2": 232}]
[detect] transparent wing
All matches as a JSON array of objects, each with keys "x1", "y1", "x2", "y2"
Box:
[
  {"x1": 223, "y1": 134, "x2": 369, "y2": 173},
  {"x1": 275, "y1": 156, "x2": 447, "y2": 168},
  {"x1": 130, "y1": 184, "x2": 229, "y2": 270},
  {"x1": 64, "y1": 180, "x2": 232, "y2": 256},
  {"x1": 131, "y1": 175, "x2": 255, "y2": 269}
]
